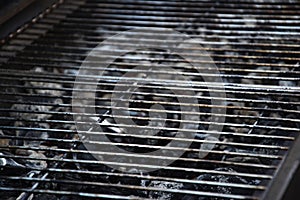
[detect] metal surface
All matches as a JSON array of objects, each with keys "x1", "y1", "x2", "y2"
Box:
[
  {"x1": 0, "y1": 0, "x2": 36, "y2": 25},
  {"x1": 0, "y1": 0, "x2": 299, "y2": 199},
  {"x1": 0, "y1": 0, "x2": 60, "y2": 39}
]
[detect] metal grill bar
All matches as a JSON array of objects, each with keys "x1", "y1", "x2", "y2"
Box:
[
  {"x1": 2, "y1": 104, "x2": 299, "y2": 126},
  {"x1": 0, "y1": 168, "x2": 267, "y2": 190},
  {"x1": 0, "y1": 187, "x2": 151, "y2": 200},
  {"x1": 0, "y1": 187, "x2": 257, "y2": 200},
  {"x1": 42, "y1": 16, "x2": 300, "y2": 32},
  {"x1": 31, "y1": 22, "x2": 300, "y2": 36},
  {"x1": 0, "y1": 144, "x2": 283, "y2": 161},
  {"x1": 0, "y1": 67, "x2": 300, "y2": 91},
  {"x1": 0, "y1": 125, "x2": 294, "y2": 148},
  {"x1": 0, "y1": 153, "x2": 275, "y2": 179},
  {"x1": 0, "y1": 150, "x2": 277, "y2": 171},
  {"x1": 3, "y1": 55, "x2": 300, "y2": 72},
  {"x1": 4, "y1": 42, "x2": 300, "y2": 62},
  {"x1": 3, "y1": 36, "x2": 299, "y2": 57},
  {"x1": 21, "y1": 29, "x2": 300, "y2": 42},
  {"x1": 1, "y1": 79, "x2": 300, "y2": 99},
  {"x1": 13, "y1": 33, "x2": 300, "y2": 49}
]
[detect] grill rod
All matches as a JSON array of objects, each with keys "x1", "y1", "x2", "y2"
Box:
[
  {"x1": 4, "y1": 43, "x2": 300, "y2": 64},
  {"x1": 6, "y1": 35, "x2": 300, "y2": 56},
  {"x1": 20, "y1": 29, "x2": 300, "y2": 45},
  {"x1": 0, "y1": 68, "x2": 299, "y2": 92},
  {"x1": 13, "y1": 33, "x2": 300, "y2": 49}
]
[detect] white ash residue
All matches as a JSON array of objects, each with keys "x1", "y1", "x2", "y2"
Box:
[
  {"x1": 148, "y1": 181, "x2": 183, "y2": 199},
  {"x1": 10, "y1": 103, "x2": 53, "y2": 120}
]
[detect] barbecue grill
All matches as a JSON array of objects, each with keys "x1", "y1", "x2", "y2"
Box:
[{"x1": 0, "y1": 0, "x2": 300, "y2": 199}]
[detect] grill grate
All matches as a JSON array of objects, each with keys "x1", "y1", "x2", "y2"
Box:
[{"x1": 0, "y1": 0, "x2": 300, "y2": 199}]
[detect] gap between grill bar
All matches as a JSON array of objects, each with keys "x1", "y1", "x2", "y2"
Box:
[
  {"x1": 33, "y1": 20, "x2": 300, "y2": 36},
  {"x1": 0, "y1": 187, "x2": 150, "y2": 200},
  {"x1": 0, "y1": 186, "x2": 258, "y2": 200},
  {"x1": 61, "y1": 0, "x2": 300, "y2": 15},
  {"x1": 68, "y1": 0, "x2": 300, "y2": 7},
  {"x1": 0, "y1": 58, "x2": 300, "y2": 77},
  {"x1": 44, "y1": 14, "x2": 300, "y2": 31},
  {"x1": 0, "y1": 126, "x2": 294, "y2": 151},
  {"x1": 5, "y1": 41, "x2": 300, "y2": 62},
  {"x1": 0, "y1": 126, "x2": 292, "y2": 151},
  {"x1": 0, "y1": 79, "x2": 299, "y2": 105},
  {"x1": 0, "y1": 140, "x2": 285, "y2": 161},
  {"x1": 6, "y1": 55, "x2": 299, "y2": 71},
  {"x1": 0, "y1": 144, "x2": 282, "y2": 161},
  {"x1": 53, "y1": 8, "x2": 300, "y2": 24},
  {"x1": 1, "y1": 80, "x2": 300, "y2": 98},
  {"x1": 3, "y1": 176, "x2": 260, "y2": 199},
  {"x1": 0, "y1": 149, "x2": 277, "y2": 169},
  {"x1": 0, "y1": 69, "x2": 299, "y2": 92},
  {"x1": 0, "y1": 167, "x2": 267, "y2": 190},
  {"x1": 7, "y1": 31, "x2": 300, "y2": 55},
  {"x1": 1, "y1": 113, "x2": 294, "y2": 141},
  {"x1": 0, "y1": 153, "x2": 274, "y2": 179},
  {"x1": 2, "y1": 101, "x2": 300, "y2": 121},
  {"x1": 14, "y1": 33, "x2": 300, "y2": 48},
  {"x1": 1, "y1": 75, "x2": 299, "y2": 98},
  {"x1": 2, "y1": 106, "x2": 300, "y2": 132},
  {"x1": 2, "y1": 100, "x2": 300, "y2": 124}
]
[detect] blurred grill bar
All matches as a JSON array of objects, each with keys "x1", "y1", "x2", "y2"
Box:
[{"x1": 0, "y1": 0, "x2": 300, "y2": 200}]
